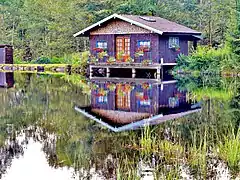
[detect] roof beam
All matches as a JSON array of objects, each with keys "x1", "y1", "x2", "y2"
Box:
[{"x1": 73, "y1": 13, "x2": 163, "y2": 37}]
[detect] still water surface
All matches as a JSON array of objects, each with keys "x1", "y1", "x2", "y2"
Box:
[{"x1": 0, "y1": 72, "x2": 239, "y2": 179}]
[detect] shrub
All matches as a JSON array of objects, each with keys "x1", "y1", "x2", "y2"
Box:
[
  {"x1": 174, "y1": 45, "x2": 238, "y2": 73},
  {"x1": 31, "y1": 57, "x2": 51, "y2": 64}
]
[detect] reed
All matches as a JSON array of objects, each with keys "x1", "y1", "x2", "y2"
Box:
[
  {"x1": 187, "y1": 129, "x2": 208, "y2": 178},
  {"x1": 216, "y1": 126, "x2": 240, "y2": 171}
]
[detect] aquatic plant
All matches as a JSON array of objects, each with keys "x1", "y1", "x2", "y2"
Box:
[{"x1": 187, "y1": 130, "x2": 208, "y2": 178}]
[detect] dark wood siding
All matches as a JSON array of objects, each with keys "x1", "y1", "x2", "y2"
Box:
[
  {"x1": 159, "y1": 36, "x2": 189, "y2": 63},
  {"x1": 91, "y1": 82, "x2": 159, "y2": 114},
  {"x1": 91, "y1": 83, "x2": 115, "y2": 110},
  {"x1": 130, "y1": 84, "x2": 159, "y2": 114},
  {"x1": 130, "y1": 34, "x2": 160, "y2": 63},
  {"x1": 90, "y1": 34, "x2": 115, "y2": 63},
  {"x1": 89, "y1": 34, "x2": 192, "y2": 64},
  {"x1": 0, "y1": 72, "x2": 14, "y2": 88},
  {"x1": 0, "y1": 46, "x2": 13, "y2": 64},
  {"x1": 89, "y1": 33, "x2": 160, "y2": 63},
  {"x1": 0, "y1": 48, "x2": 5, "y2": 64},
  {"x1": 158, "y1": 83, "x2": 187, "y2": 107}
]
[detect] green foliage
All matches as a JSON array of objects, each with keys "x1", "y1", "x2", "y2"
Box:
[
  {"x1": 175, "y1": 45, "x2": 238, "y2": 73},
  {"x1": 24, "y1": 52, "x2": 87, "y2": 65},
  {"x1": 216, "y1": 127, "x2": 240, "y2": 171},
  {"x1": 1, "y1": 0, "x2": 238, "y2": 61}
]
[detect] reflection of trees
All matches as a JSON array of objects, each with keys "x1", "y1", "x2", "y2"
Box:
[
  {"x1": 0, "y1": 135, "x2": 24, "y2": 179},
  {"x1": 0, "y1": 73, "x2": 90, "y2": 177}
]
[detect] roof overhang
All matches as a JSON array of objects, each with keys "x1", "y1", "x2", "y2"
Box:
[
  {"x1": 73, "y1": 14, "x2": 164, "y2": 37},
  {"x1": 74, "y1": 106, "x2": 202, "y2": 132},
  {"x1": 192, "y1": 35, "x2": 203, "y2": 40}
]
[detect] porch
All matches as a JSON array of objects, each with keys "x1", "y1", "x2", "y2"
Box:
[{"x1": 89, "y1": 62, "x2": 162, "y2": 80}]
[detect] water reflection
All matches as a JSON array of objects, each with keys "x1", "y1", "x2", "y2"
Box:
[
  {"x1": 1, "y1": 127, "x2": 77, "y2": 180},
  {"x1": 75, "y1": 80, "x2": 201, "y2": 132},
  {"x1": 0, "y1": 73, "x2": 238, "y2": 179}
]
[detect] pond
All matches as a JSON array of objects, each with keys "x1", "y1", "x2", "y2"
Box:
[{"x1": 0, "y1": 72, "x2": 239, "y2": 179}]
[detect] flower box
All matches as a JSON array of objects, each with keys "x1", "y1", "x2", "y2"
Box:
[{"x1": 93, "y1": 48, "x2": 104, "y2": 52}]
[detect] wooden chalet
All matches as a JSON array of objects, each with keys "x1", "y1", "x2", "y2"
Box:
[
  {"x1": 75, "y1": 80, "x2": 202, "y2": 132},
  {"x1": 74, "y1": 14, "x2": 202, "y2": 80},
  {"x1": 0, "y1": 72, "x2": 14, "y2": 88},
  {"x1": 0, "y1": 45, "x2": 13, "y2": 64}
]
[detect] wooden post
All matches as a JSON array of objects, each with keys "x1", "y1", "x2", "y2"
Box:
[
  {"x1": 89, "y1": 65, "x2": 93, "y2": 79},
  {"x1": 193, "y1": 40, "x2": 197, "y2": 50},
  {"x1": 132, "y1": 68, "x2": 136, "y2": 78},
  {"x1": 157, "y1": 67, "x2": 160, "y2": 80},
  {"x1": 161, "y1": 84, "x2": 164, "y2": 91},
  {"x1": 160, "y1": 58, "x2": 164, "y2": 64},
  {"x1": 106, "y1": 67, "x2": 110, "y2": 78}
]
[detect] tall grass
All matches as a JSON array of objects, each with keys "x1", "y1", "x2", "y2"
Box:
[
  {"x1": 216, "y1": 126, "x2": 240, "y2": 171},
  {"x1": 187, "y1": 129, "x2": 208, "y2": 178},
  {"x1": 140, "y1": 125, "x2": 157, "y2": 154}
]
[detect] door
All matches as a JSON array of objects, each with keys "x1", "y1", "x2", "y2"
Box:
[
  {"x1": 116, "y1": 84, "x2": 131, "y2": 110},
  {"x1": 116, "y1": 37, "x2": 130, "y2": 62}
]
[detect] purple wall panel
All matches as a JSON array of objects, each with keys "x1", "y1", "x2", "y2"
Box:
[
  {"x1": 90, "y1": 34, "x2": 160, "y2": 63},
  {"x1": 159, "y1": 36, "x2": 189, "y2": 63},
  {"x1": 0, "y1": 47, "x2": 13, "y2": 64},
  {"x1": 89, "y1": 34, "x2": 190, "y2": 64},
  {"x1": 91, "y1": 83, "x2": 115, "y2": 110},
  {"x1": 0, "y1": 48, "x2": 5, "y2": 64},
  {"x1": 129, "y1": 34, "x2": 159, "y2": 63},
  {"x1": 90, "y1": 35, "x2": 115, "y2": 63},
  {"x1": 130, "y1": 84, "x2": 159, "y2": 114},
  {"x1": 0, "y1": 72, "x2": 14, "y2": 87},
  {"x1": 158, "y1": 83, "x2": 187, "y2": 106}
]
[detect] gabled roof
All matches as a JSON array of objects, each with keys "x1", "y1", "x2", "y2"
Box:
[
  {"x1": 91, "y1": 108, "x2": 150, "y2": 124},
  {"x1": 0, "y1": 44, "x2": 12, "y2": 48},
  {"x1": 73, "y1": 14, "x2": 201, "y2": 37}
]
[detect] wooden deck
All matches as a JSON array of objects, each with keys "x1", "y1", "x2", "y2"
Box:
[
  {"x1": 89, "y1": 63, "x2": 166, "y2": 80},
  {"x1": 0, "y1": 64, "x2": 83, "y2": 74},
  {"x1": 89, "y1": 62, "x2": 162, "y2": 69}
]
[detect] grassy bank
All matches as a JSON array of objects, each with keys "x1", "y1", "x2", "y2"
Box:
[{"x1": 14, "y1": 51, "x2": 89, "y2": 66}]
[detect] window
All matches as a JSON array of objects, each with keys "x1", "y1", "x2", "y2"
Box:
[
  {"x1": 96, "y1": 41, "x2": 107, "y2": 49},
  {"x1": 140, "y1": 99, "x2": 151, "y2": 106},
  {"x1": 97, "y1": 96, "x2": 108, "y2": 103},
  {"x1": 138, "y1": 40, "x2": 151, "y2": 48},
  {"x1": 168, "y1": 97, "x2": 179, "y2": 108},
  {"x1": 136, "y1": 92, "x2": 151, "y2": 106},
  {"x1": 169, "y1": 37, "x2": 179, "y2": 48}
]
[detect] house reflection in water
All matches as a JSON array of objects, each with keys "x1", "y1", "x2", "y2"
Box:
[
  {"x1": 75, "y1": 80, "x2": 201, "y2": 132},
  {"x1": 0, "y1": 72, "x2": 14, "y2": 88}
]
